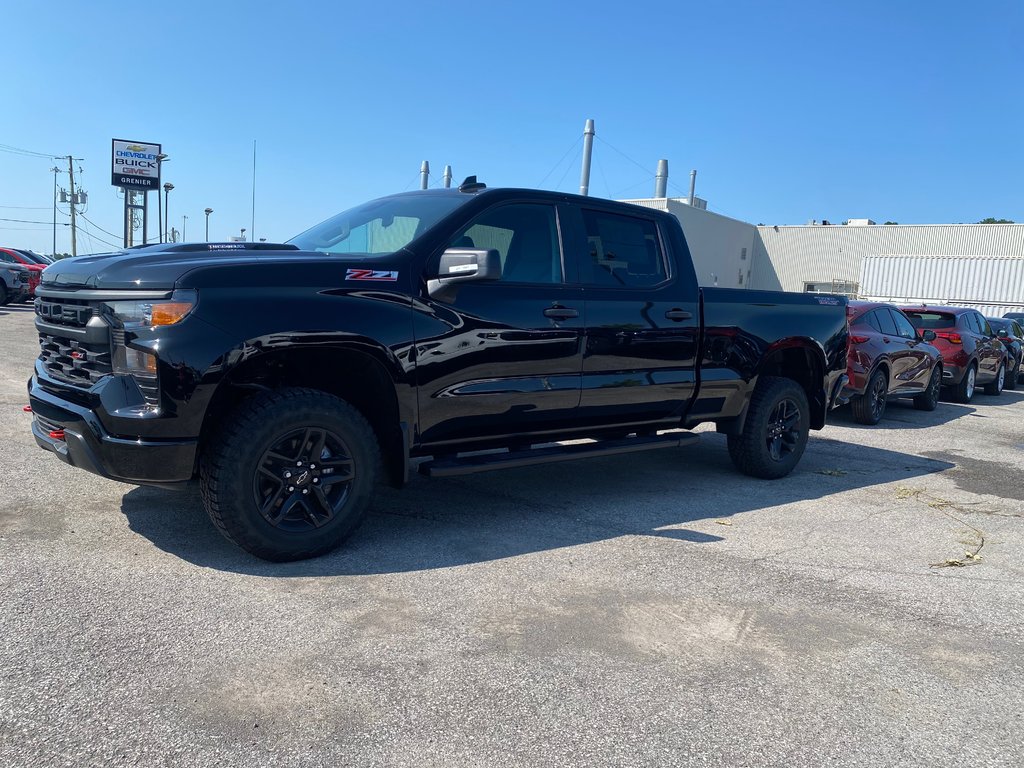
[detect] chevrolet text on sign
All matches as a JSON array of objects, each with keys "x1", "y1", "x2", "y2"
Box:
[{"x1": 111, "y1": 139, "x2": 162, "y2": 190}]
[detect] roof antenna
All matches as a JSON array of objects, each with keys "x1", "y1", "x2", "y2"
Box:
[{"x1": 458, "y1": 176, "x2": 486, "y2": 193}]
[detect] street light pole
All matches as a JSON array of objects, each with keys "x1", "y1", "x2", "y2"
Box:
[
  {"x1": 204, "y1": 208, "x2": 213, "y2": 241},
  {"x1": 163, "y1": 182, "x2": 174, "y2": 244},
  {"x1": 155, "y1": 154, "x2": 169, "y2": 242},
  {"x1": 182, "y1": 214, "x2": 187, "y2": 242}
]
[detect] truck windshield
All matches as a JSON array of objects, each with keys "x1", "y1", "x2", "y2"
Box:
[{"x1": 288, "y1": 194, "x2": 469, "y2": 256}]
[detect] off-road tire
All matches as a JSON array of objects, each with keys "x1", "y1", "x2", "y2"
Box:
[
  {"x1": 200, "y1": 387, "x2": 380, "y2": 562},
  {"x1": 727, "y1": 376, "x2": 810, "y2": 480},
  {"x1": 851, "y1": 368, "x2": 888, "y2": 425},
  {"x1": 949, "y1": 363, "x2": 976, "y2": 404},
  {"x1": 913, "y1": 366, "x2": 942, "y2": 411},
  {"x1": 983, "y1": 362, "x2": 1005, "y2": 396},
  {"x1": 0, "y1": 283, "x2": 8, "y2": 306}
]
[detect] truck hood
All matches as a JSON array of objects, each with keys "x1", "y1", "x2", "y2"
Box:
[{"x1": 39, "y1": 242, "x2": 308, "y2": 291}]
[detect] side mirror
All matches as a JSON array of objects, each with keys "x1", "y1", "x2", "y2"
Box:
[
  {"x1": 428, "y1": 248, "x2": 501, "y2": 300},
  {"x1": 997, "y1": 329, "x2": 1009, "y2": 339},
  {"x1": 920, "y1": 329, "x2": 936, "y2": 342}
]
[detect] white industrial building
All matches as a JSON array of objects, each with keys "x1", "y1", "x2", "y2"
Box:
[{"x1": 623, "y1": 197, "x2": 1024, "y2": 315}]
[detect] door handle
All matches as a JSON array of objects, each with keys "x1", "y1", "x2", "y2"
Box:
[
  {"x1": 882, "y1": 336, "x2": 891, "y2": 343},
  {"x1": 664, "y1": 309, "x2": 692, "y2": 321},
  {"x1": 543, "y1": 306, "x2": 579, "y2": 320}
]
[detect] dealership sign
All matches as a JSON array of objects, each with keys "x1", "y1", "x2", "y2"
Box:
[{"x1": 111, "y1": 139, "x2": 161, "y2": 190}]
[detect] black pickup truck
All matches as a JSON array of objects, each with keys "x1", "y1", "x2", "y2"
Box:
[{"x1": 28, "y1": 181, "x2": 848, "y2": 560}]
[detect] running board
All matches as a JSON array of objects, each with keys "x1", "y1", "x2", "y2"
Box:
[{"x1": 419, "y1": 432, "x2": 699, "y2": 478}]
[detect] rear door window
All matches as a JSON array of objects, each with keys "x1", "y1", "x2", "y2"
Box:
[
  {"x1": 875, "y1": 308, "x2": 899, "y2": 336},
  {"x1": 861, "y1": 311, "x2": 882, "y2": 332},
  {"x1": 889, "y1": 309, "x2": 918, "y2": 339},
  {"x1": 579, "y1": 209, "x2": 667, "y2": 288}
]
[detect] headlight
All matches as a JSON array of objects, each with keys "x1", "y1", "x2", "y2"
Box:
[{"x1": 106, "y1": 289, "x2": 197, "y2": 329}]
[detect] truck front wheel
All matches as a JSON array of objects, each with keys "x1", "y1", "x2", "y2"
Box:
[
  {"x1": 200, "y1": 388, "x2": 380, "y2": 561},
  {"x1": 727, "y1": 376, "x2": 809, "y2": 480}
]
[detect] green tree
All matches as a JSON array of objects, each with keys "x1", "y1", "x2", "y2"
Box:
[{"x1": 977, "y1": 217, "x2": 1014, "y2": 224}]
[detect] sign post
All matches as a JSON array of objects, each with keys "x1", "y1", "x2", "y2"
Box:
[{"x1": 111, "y1": 139, "x2": 161, "y2": 247}]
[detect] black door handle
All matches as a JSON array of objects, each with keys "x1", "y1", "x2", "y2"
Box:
[
  {"x1": 543, "y1": 306, "x2": 579, "y2": 320},
  {"x1": 664, "y1": 309, "x2": 692, "y2": 321}
]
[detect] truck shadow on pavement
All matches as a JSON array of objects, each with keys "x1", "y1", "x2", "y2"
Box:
[{"x1": 120, "y1": 428, "x2": 955, "y2": 577}]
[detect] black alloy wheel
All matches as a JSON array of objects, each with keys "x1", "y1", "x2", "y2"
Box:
[
  {"x1": 852, "y1": 368, "x2": 888, "y2": 425},
  {"x1": 200, "y1": 388, "x2": 380, "y2": 562},
  {"x1": 1005, "y1": 355, "x2": 1020, "y2": 390},
  {"x1": 913, "y1": 366, "x2": 942, "y2": 411},
  {"x1": 253, "y1": 426, "x2": 355, "y2": 532},
  {"x1": 728, "y1": 375, "x2": 810, "y2": 479},
  {"x1": 765, "y1": 397, "x2": 803, "y2": 461}
]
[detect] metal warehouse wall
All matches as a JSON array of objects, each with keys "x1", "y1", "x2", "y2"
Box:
[
  {"x1": 754, "y1": 223, "x2": 1024, "y2": 294},
  {"x1": 621, "y1": 198, "x2": 758, "y2": 288},
  {"x1": 860, "y1": 255, "x2": 1024, "y2": 316}
]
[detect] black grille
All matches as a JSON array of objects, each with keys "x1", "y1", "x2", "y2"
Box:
[
  {"x1": 35, "y1": 297, "x2": 94, "y2": 327},
  {"x1": 38, "y1": 334, "x2": 112, "y2": 386}
]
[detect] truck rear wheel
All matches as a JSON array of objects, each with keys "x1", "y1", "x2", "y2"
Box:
[
  {"x1": 200, "y1": 388, "x2": 380, "y2": 562},
  {"x1": 727, "y1": 376, "x2": 809, "y2": 479}
]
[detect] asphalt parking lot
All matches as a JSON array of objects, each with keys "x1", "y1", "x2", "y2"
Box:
[{"x1": 1, "y1": 302, "x2": 1022, "y2": 768}]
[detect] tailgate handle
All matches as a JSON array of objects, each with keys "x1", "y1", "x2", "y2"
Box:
[
  {"x1": 665, "y1": 309, "x2": 692, "y2": 321},
  {"x1": 543, "y1": 306, "x2": 579, "y2": 320}
]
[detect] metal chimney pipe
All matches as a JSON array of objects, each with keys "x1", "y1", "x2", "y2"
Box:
[
  {"x1": 443, "y1": 165, "x2": 453, "y2": 189},
  {"x1": 579, "y1": 119, "x2": 595, "y2": 196},
  {"x1": 655, "y1": 159, "x2": 668, "y2": 198},
  {"x1": 420, "y1": 161, "x2": 430, "y2": 190},
  {"x1": 688, "y1": 169, "x2": 697, "y2": 205}
]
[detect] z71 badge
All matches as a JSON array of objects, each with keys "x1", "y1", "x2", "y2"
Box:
[{"x1": 346, "y1": 269, "x2": 399, "y2": 282}]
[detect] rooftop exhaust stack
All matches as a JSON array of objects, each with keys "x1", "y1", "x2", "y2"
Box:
[
  {"x1": 579, "y1": 119, "x2": 595, "y2": 197},
  {"x1": 688, "y1": 169, "x2": 697, "y2": 205},
  {"x1": 655, "y1": 159, "x2": 668, "y2": 198},
  {"x1": 420, "y1": 161, "x2": 430, "y2": 190},
  {"x1": 443, "y1": 165, "x2": 452, "y2": 189}
]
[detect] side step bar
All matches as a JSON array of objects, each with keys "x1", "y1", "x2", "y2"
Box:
[{"x1": 419, "y1": 432, "x2": 699, "y2": 478}]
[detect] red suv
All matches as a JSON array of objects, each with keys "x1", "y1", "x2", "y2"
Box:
[
  {"x1": 844, "y1": 301, "x2": 943, "y2": 424},
  {"x1": 900, "y1": 305, "x2": 1008, "y2": 402},
  {"x1": 0, "y1": 247, "x2": 46, "y2": 298}
]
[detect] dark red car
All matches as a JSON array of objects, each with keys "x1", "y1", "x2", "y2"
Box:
[
  {"x1": 0, "y1": 247, "x2": 45, "y2": 298},
  {"x1": 844, "y1": 301, "x2": 943, "y2": 424},
  {"x1": 987, "y1": 316, "x2": 1023, "y2": 389},
  {"x1": 900, "y1": 305, "x2": 1008, "y2": 402}
]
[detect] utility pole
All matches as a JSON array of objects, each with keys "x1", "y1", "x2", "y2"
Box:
[{"x1": 67, "y1": 155, "x2": 78, "y2": 257}]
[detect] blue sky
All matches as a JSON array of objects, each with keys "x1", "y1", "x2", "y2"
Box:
[{"x1": 1, "y1": 0, "x2": 1022, "y2": 254}]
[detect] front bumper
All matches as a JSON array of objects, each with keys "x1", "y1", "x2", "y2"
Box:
[{"x1": 28, "y1": 373, "x2": 197, "y2": 487}]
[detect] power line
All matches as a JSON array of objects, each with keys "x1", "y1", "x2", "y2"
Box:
[
  {"x1": 0, "y1": 216, "x2": 68, "y2": 225},
  {"x1": 78, "y1": 213, "x2": 123, "y2": 240},
  {"x1": 76, "y1": 218, "x2": 119, "y2": 249},
  {"x1": 0, "y1": 204, "x2": 50, "y2": 210},
  {"x1": 0, "y1": 142, "x2": 63, "y2": 159}
]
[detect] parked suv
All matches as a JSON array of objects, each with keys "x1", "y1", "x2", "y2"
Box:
[
  {"x1": 844, "y1": 301, "x2": 943, "y2": 423},
  {"x1": 900, "y1": 305, "x2": 1007, "y2": 402},
  {"x1": 987, "y1": 316, "x2": 1023, "y2": 388},
  {"x1": 0, "y1": 247, "x2": 45, "y2": 298},
  {"x1": 0, "y1": 262, "x2": 30, "y2": 305}
]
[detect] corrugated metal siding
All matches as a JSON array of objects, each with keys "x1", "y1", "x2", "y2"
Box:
[
  {"x1": 860, "y1": 255, "x2": 1024, "y2": 314},
  {"x1": 754, "y1": 223, "x2": 1024, "y2": 294}
]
